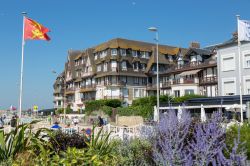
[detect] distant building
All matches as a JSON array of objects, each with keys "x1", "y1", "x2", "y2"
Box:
[
  {"x1": 53, "y1": 38, "x2": 217, "y2": 111},
  {"x1": 53, "y1": 73, "x2": 65, "y2": 109}
]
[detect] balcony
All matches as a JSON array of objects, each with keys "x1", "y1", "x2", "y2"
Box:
[
  {"x1": 183, "y1": 79, "x2": 195, "y2": 84},
  {"x1": 81, "y1": 97, "x2": 95, "y2": 102},
  {"x1": 146, "y1": 83, "x2": 157, "y2": 90},
  {"x1": 81, "y1": 71, "x2": 94, "y2": 78},
  {"x1": 104, "y1": 95, "x2": 124, "y2": 100},
  {"x1": 172, "y1": 78, "x2": 198, "y2": 85},
  {"x1": 199, "y1": 76, "x2": 218, "y2": 85},
  {"x1": 54, "y1": 96, "x2": 63, "y2": 101},
  {"x1": 80, "y1": 85, "x2": 96, "y2": 93},
  {"x1": 163, "y1": 61, "x2": 217, "y2": 75},
  {"x1": 161, "y1": 82, "x2": 171, "y2": 89},
  {"x1": 104, "y1": 81, "x2": 126, "y2": 86}
]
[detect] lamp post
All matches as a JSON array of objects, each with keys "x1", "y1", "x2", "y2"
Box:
[
  {"x1": 52, "y1": 70, "x2": 66, "y2": 124},
  {"x1": 148, "y1": 27, "x2": 159, "y2": 122}
]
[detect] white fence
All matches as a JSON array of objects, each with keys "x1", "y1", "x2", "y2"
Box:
[{"x1": 94, "y1": 124, "x2": 154, "y2": 141}]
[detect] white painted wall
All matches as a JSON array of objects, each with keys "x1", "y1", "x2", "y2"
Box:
[{"x1": 171, "y1": 85, "x2": 199, "y2": 97}]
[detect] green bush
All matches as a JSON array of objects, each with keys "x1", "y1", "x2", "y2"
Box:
[
  {"x1": 101, "y1": 106, "x2": 113, "y2": 117},
  {"x1": 226, "y1": 123, "x2": 250, "y2": 159},
  {"x1": 117, "y1": 138, "x2": 154, "y2": 165},
  {"x1": 56, "y1": 106, "x2": 73, "y2": 114},
  {"x1": 104, "y1": 99, "x2": 121, "y2": 108},
  {"x1": 85, "y1": 99, "x2": 121, "y2": 115},
  {"x1": 174, "y1": 94, "x2": 206, "y2": 103}
]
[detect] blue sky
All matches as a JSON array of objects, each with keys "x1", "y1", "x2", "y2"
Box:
[{"x1": 0, "y1": 0, "x2": 249, "y2": 110}]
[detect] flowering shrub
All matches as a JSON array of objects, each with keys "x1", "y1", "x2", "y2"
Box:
[{"x1": 152, "y1": 111, "x2": 247, "y2": 166}]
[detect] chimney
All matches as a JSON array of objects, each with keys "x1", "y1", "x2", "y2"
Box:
[{"x1": 189, "y1": 41, "x2": 200, "y2": 48}]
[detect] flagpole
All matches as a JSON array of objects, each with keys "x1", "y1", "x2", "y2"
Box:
[
  {"x1": 237, "y1": 15, "x2": 244, "y2": 123},
  {"x1": 18, "y1": 12, "x2": 27, "y2": 119}
]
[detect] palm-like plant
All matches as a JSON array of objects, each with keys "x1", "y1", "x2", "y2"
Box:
[
  {"x1": 0, "y1": 120, "x2": 53, "y2": 163},
  {"x1": 85, "y1": 126, "x2": 120, "y2": 165}
]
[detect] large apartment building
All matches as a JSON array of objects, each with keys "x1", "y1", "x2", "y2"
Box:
[
  {"x1": 211, "y1": 33, "x2": 250, "y2": 96},
  {"x1": 53, "y1": 38, "x2": 217, "y2": 111}
]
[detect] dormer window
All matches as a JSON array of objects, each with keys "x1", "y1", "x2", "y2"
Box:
[
  {"x1": 121, "y1": 61, "x2": 127, "y2": 71},
  {"x1": 132, "y1": 50, "x2": 138, "y2": 57},
  {"x1": 169, "y1": 55, "x2": 173, "y2": 62},
  {"x1": 133, "y1": 62, "x2": 139, "y2": 71},
  {"x1": 141, "y1": 63, "x2": 146, "y2": 71},
  {"x1": 120, "y1": 49, "x2": 126, "y2": 56},
  {"x1": 111, "y1": 49, "x2": 117, "y2": 56}
]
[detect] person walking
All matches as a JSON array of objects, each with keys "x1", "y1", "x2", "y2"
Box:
[
  {"x1": 98, "y1": 116, "x2": 104, "y2": 127},
  {"x1": 10, "y1": 116, "x2": 17, "y2": 130}
]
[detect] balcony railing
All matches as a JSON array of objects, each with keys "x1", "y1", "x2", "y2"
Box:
[
  {"x1": 199, "y1": 76, "x2": 218, "y2": 84},
  {"x1": 161, "y1": 82, "x2": 171, "y2": 88},
  {"x1": 104, "y1": 81, "x2": 126, "y2": 86},
  {"x1": 163, "y1": 61, "x2": 216, "y2": 74},
  {"x1": 104, "y1": 95, "x2": 124, "y2": 100},
  {"x1": 183, "y1": 79, "x2": 195, "y2": 84},
  {"x1": 80, "y1": 84, "x2": 96, "y2": 89},
  {"x1": 81, "y1": 97, "x2": 95, "y2": 102}
]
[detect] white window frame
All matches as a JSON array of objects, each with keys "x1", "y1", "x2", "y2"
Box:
[
  {"x1": 97, "y1": 64, "x2": 102, "y2": 72},
  {"x1": 132, "y1": 50, "x2": 137, "y2": 57},
  {"x1": 103, "y1": 62, "x2": 108, "y2": 72},
  {"x1": 222, "y1": 77, "x2": 236, "y2": 96},
  {"x1": 120, "y1": 49, "x2": 126, "y2": 56},
  {"x1": 243, "y1": 75, "x2": 250, "y2": 95},
  {"x1": 121, "y1": 61, "x2": 127, "y2": 70},
  {"x1": 133, "y1": 88, "x2": 145, "y2": 98},
  {"x1": 243, "y1": 50, "x2": 250, "y2": 69},
  {"x1": 221, "y1": 53, "x2": 235, "y2": 72},
  {"x1": 111, "y1": 49, "x2": 117, "y2": 56}
]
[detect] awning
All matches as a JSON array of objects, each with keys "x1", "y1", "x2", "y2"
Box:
[{"x1": 178, "y1": 69, "x2": 201, "y2": 76}]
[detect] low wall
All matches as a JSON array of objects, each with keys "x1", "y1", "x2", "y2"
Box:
[{"x1": 116, "y1": 116, "x2": 143, "y2": 126}]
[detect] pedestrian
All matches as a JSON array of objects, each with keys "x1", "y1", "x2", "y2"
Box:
[
  {"x1": 10, "y1": 116, "x2": 17, "y2": 129},
  {"x1": 0, "y1": 117, "x2": 4, "y2": 129},
  {"x1": 51, "y1": 121, "x2": 61, "y2": 130},
  {"x1": 98, "y1": 116, "x2": 104, "y2": 127}
]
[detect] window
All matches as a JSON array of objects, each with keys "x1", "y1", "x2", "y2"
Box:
[
  {"x1": 145, "y1": 52, "x2": 150, "y2": 59},
  {"x1": 190, "y1": 56, "x2": 197, "y2": 62},
  {"x1": 141, "y1": 63, "x2": 146, "y2": 71},
  {"x1": 100, "y1": 50, "x2": 107, "y2": 58},
  {"x1": 133, "y1": 77, "x2": 139, "y2": 84},
  {"x1": 132, "y1": 50, "x2": 138, "y2": 57},
  {"x1": 121, "y1": 61, "x2": 127, "y2": 70},
  {"x1": 223, "y1": 78, "x2": 236, "y2": 95},
  {"x1": 103, "y1": 62, "x2": 108, "y2": 72},
  {"x1": 111, "y1": 49, "x2": 117, "y2": 55},
  {"x1": 244, "y1": 54, "x2": 250, "y2": 68},
  {"x1": 97, "y1": 64, "x2": 102, "y2": 72},
  {"x1": 174, "y1": 90, "x2": 180, "y2": 97},
  {"x1": 111, "y1": 61, "x2": 117, "y2": 71},
  {"x1": 133, "y1": 88, "x2": 145, "y2": 98},
  {"x1": 120, "y1": 76, "x2": 127, "y2": 83},
  {"x1": 169, "y1": 55, "x2": 173, "y2": 62},
  {"x1": 142, "y1": 78, "x2": 147, "y2": 85},
  {"x1": 120, "y1": 49, "x2": 126, "y2": 56},
  {"x1": 221, "y1": 54, "x2": 235, "y2": 71},
  {"x1": 133, "y1": 62, "x2": 139, "y2": 71},
  {"x1": 245, "y1": 77, "x2": 250, "y2": 95},
  {"x1": 185, "y1": 89, "x2": 194, "y2": 95},
  {"x1": 141, "y1": 51, "x2": 146, "y2": 58}
]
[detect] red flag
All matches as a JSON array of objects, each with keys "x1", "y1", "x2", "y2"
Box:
[{"x1": 24, "y1": 17, "x2": 50, "y2": 41}]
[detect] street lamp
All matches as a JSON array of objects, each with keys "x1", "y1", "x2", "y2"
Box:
[
  {"x1": 52, "y1": 70, "x2": 66, "y2": 124},
  {"x1": 148, "y1": 27, "x2": 159, "y2": 122}
]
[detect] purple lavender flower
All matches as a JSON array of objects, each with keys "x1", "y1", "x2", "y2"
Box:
[{"x1": 153, "y1": 109, "x2": 192, "y2": 166}]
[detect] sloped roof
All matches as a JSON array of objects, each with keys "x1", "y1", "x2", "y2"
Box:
[
  {"x1": 146, "y1": 52, "x2": 169, "y2": 72},
  {"x1": 93, "y1": 38, "x2": 181, "y2": 55}
]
